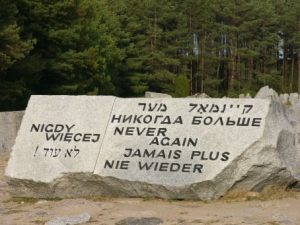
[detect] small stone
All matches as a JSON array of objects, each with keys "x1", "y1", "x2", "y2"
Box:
[
  {"x1": 245, "y1": 191, "x2": 260, "y2": 198},
  {"x1": 145, "y1": 91, "x2": 172, "y2": 98},
  {"x1": 0, "y1": 111, "x2": 24, "y2": 153},
  {"x1": 115, "y1": 217, "x2": 163, "y2": 225},
  {"x1": 289, "y1": 93, "x2": 299, "y2": 105},
  {"x1": 255, "y1": 86, "x2": 278, "y2": 99},
  {"x1": 279, "y1": 93, "x2": 289, "y2": 104},
  {"x1": 45, "y1": 212, "x2": 91, "y2": 225},
  {"x1": 239, "y1": 93, "x2": 252, "y2": 98},
  {"x1": 290, "y1": 182, "x2": 300, "y2": 191},
  {"x1": 36, "y1": 200, "x2": 48, "y2": 205},
  {"x1": 35, "y1": 211, "x2": 48, "y2": 216},
  {"x1": 189, "y1": 93, "x2": 210, "y2": 98},
  {"x1": 177, "y1": 218, "x2": 186, "y2": 224},
  {"x1": 278, "y1": 219, "x2": 294, "y2": 225}
]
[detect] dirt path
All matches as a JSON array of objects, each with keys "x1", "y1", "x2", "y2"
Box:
[{"x1": 1, "y1": 152, "x2": 300, "y2": 225}]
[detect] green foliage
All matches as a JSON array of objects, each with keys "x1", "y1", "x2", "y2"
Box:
[
  {"x1": 0, "y1": 0, "x2": 35, "y2": 110},
  {"x1": 0, "y1": 0, "x2": 123, "y2": 110},
  {"x1": 0, "y1": 0, "x2": 300, "y2": 110},
  {"x1": 23, "y1": 0, "x2": 122, "y2": 95},
  {"x1": 110, "y1": 0, "x2": 187, "y2": 96},
  {"x1": 173, "y1": 75, "x2": 190, "y2": 97},
  {"x1": 0, "y1": 0, "x2": 34, "y2": 71}
]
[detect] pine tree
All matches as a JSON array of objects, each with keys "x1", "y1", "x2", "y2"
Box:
[
  {"x1": 182, "y1": 0, "x2": 216, "y2": 95},
  {"x1": 14, "y1": 0, "x2": 122, "y2": 95},
  {"x1": 276, "y1": 0, "x2": 300, "y2": 93},
  {"x1": 111, "y1": 0, "x2": 188, "y2": 96},
  {"x1": 0, "y1": 0, "x2": 34, "y2": 110},
  {"x1": 0, "y1": 0, "x2": 34, "y2": 71},
  {"x1": 212, "y1": 0, "x2": 279, "y2": 96}
]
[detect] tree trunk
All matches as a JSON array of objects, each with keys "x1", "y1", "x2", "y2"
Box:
[
  {"x1": 290, "y1": 48, "x2": 294, "y2": 92},
  {"x1": 298, "y1": 50, "x2": 300, "y2": 94},
  {"x1": 154, "y1": 7, "x2": 157, "y2": 49},
  {"x1": 189, "y1": 11, "x2": 193, "y2": 95},
  {"x1": 200, "y1": 32, "x2": 206, "y2": 93},
  {"x1": 248, "y1": 56, "x2": 254, "y2": 81},
  {"x1": 229, "y1": 38, "x2": 235, "y2": 91},
  {"x1": 237, "y1": 52, "x2": 241, "y2": 92},
  {"x1": 283, "y1": 44, "x2": 288, "y2": 91},
  {"x1": 298, "y1": 19, "x2": 300, "y2": 94}
]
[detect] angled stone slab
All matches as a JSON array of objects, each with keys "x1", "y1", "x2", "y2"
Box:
[
  {"x1": 0, "y1": 111, "x2": 24, "y2": 153},
  {"x1": 6, "y1": 96, "x2": 299, "y2": 200},
  {"x1": 94, "y1": 98, "x2": 271, "y2": 187},
  {"x1": 5, "y1": 95, "x2": 116, "y2": 183}
]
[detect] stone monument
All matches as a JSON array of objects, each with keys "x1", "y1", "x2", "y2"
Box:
[{"x1": 5, "y1": 95, "x2": 300, "y2": 200}]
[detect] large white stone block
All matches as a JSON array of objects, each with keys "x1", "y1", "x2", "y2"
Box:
[
  {"x1": 5, "y1": 96, "x2": 300, "y2": 200},
  {"x1": 0, "y1": 111, "x2": 24, "y2": 152},
  {"x1": 95, "y1": 98, "x2": 270, "y2": 187},
  {"x1": 5, "y1": 95, "x2": 116, "y2": 183}
]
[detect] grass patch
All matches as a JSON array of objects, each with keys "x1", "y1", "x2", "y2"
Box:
[
  {"x1": 266, "y1": 221, "x2": 281, "y2": 225},
  {"x1": 142, "y1": 196, "x2": 160, "y2": 202},
  {"x1": 192, "y1": 219, "x2": 204, "y2": 223},
  {"x1": 259, "y1": 186, "x2": 297, "y2": 200},
  {"x1": 3, "y1": 197, "x2": 62, "y2": 204},
  {"x1": 88, "y1": 196, "x2": 114, "y2": 202},
  {"x1": 204, "y1": 220, "x2": 220, "y2": 225},
  {"x1": 284, "y1": 100, "x2": 292, "y2": 107},
  {"x1": 3, "y1": 209, "x2": 27, "y2": 215},
  {"x1": 222, "y1": 186, "x2": 297, "y2": 202},
  {"x1": 31, "y1": 219, "x2": 48, "y2": 225},
  {"x1": 4, "y1": 197, "x2": 39, "y2": 204},
  {"x1": 43, "y1": 197, "x2": 62, "y2": 201}
]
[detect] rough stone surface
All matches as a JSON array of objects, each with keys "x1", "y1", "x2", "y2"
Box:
[
  {"x1": 239, "y1": 93, "x2": 252, "y2": 98},
  {"x1": 280, "y1": 93, "x2": 289, "y2": 104},
  {"x1": 188, "y1": 93, "x2": 210, "y2": 98},
  {"x1": 289, "y1": 93, "x2": 299, "y2": 105},
  {"x1": 145, "y1": 92, "x2": 172, "y2": 98},
  {"x1": 91, "y1": 98, "x2": 298, "y2": 200},
  {"x1": 115, "y1": 217, "x2": 163, "y2": 225},
  {"x1": 255, "y1": 86, "x2": 278, "y2": 99},
  {"x1": 5, "y1": 95, "x2": 116, "y2": 183},
  {"x1": 95, "y1": 98, "x2": 270, "y2": 187},
  {"x1": 45, "y1": 212, "x2": 91, "y2": 225},
  {"x1": 0, "y1": 111, "x2": 24, "y2": 153},
  {"x1": 278, "y1": 220, "x2": 294, "y2": 225},
  {"x1": 5, "y1": 95, "x2": 300, "y2": 200}
]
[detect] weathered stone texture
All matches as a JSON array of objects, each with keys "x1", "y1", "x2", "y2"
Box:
[
  {"x1": 45, "y1": 212, "x2": 91, "y2": 225},
  {"x1": 0, "y1": 111, "x2": 24, "y2": 153},
  {"x1": 145, "y1": 91, "x2": 172, "y2": 98},
  {"x1": 255, "y1": 85, "x2": 278, "y2": 99},
  {"x1": 5, "y1": 93, "x2": 300, "y2": 200},
  {"x1": 5, "y1": 95, "x2": 116, "y2": 182}
]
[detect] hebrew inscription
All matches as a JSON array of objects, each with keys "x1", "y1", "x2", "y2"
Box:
[{"x1": 5, "y1": 95, "x2": 116, "y2": 182}]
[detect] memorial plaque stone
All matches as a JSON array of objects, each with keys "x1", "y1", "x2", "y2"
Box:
[
  {"x1": 6, "y1": 95, "x2": 299, "y2": 199},
  {"x1": 94, "y1": 98, "x2": 270, "y2": 186},
  {"x1": 5, "y1": 95, "x2": 116, "y2": 182}
]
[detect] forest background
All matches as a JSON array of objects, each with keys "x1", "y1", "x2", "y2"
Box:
[{"x1": 0, "y1": 0, "x2": 299, "y2": 111}]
